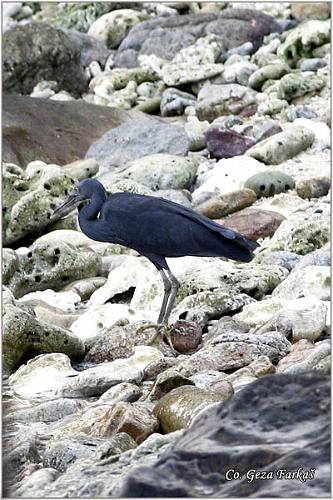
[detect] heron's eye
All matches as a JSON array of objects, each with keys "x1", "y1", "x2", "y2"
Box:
[{"x1": 74, "y1": 187, "x2": 78, "y2": 193}]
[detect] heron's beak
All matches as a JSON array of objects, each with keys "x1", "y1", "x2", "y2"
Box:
[{"x1": 50, "y1": 192, "x2": 80, "y2": 219}]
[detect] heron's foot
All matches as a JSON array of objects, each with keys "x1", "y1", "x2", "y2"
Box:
[{"x1": 138, "y1": 323, "x2": 177, "y2": 355}]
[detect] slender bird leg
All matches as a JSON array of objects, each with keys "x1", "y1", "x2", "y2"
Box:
[
  {"x1": 161, "y1": 269, "x2": 180, "y2": 325},
  {"x1": 157, "y1": 269, "x2": 172, "y2": 324}
]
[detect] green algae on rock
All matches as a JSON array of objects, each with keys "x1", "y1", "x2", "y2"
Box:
[
  {"x1": 246, "y1": 125, "x2": 315, "y2": 164},
  {"x1": 3, "y1": 304, "x2": 84, "y2": 374},
  {"x1": 244, "y1": 170, "x2": 295, "y2": 197},
  {"x1": 276, "y1": 72, "x2": 326, "y2": 101},
  {"x1": 7, "y1": 241, "x2": 101, "y2": 298}
]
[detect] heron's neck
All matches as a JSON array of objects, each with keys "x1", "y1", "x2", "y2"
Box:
[{"x1": 78, "y1": 194, "x2": 104, "y2": 221}]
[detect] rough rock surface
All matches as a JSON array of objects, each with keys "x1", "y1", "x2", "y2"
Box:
[
  {"x1": 86, "y1": 119, "x2": 190, "y2": 174},
  {"x1": 114, "y1": 9, "x2": 280, "y2": 67},
  {"x1": 3, "y1": 94, "x2": 144, "y2": 167},
  {"x1": 3, "y1": 23, "x2": 87, "y2": 96}
]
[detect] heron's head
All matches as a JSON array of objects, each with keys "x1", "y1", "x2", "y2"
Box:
[{"x1": 51, "y1": 178, "x2": 106, "y2": 219}]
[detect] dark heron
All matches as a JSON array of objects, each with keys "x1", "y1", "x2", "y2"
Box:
[{"x1": 52, "y1": 178, "x2": 259, "y2": 326}]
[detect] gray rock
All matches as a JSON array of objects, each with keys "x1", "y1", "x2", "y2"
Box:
[
  {"x1": 174, "y1": 331, "x2": 291, "y2": 376},
  {"x1": 2, "y1": 248, "x2": 19, "y2": 284},
  {"x1": 276, "y1": 72, "x2": 326, "y2": 101},
  {"x1": 160, "y1": 88, "x2": 196, "y2": 117},
  {"x1": 3, "y1": 23, "x2": 87, "y2": 96},
  {"x1": 98, "y1": 383, "x2": 142, "y2": 404},
  {"x1": 292, "y1": 246, "x2": 330, "y2": 272},
  {"x1": 196, "y1": 83, "x2": 258, "y2": 121},
  {"x1": 244, "y1": 170, "x2": 295, "y2": 197},
  {"x1": 115, "y1": 9, "x2": 280, "y2": 67},
  {"x1": 217, "y1": 41, "x2": 254, "y2": 62},
  {"x1": 85, "y1": 119, "x2": 190, "y2": 174},
  {"x1": 7, "y1": 241, "x2": 101, "y2": 298},
  {"x1": 117, "y1": 373, "x2": 330, "y2": 497},
  {"x1": 43, "y1": 435, "x2": 112, "y2": 472},
  {"x1": 296, "y1": 176, "x2": 330, "y2": 199},
  {"x1": 105, "y1": 154, "x2": 197, "y2": 191},
  {"x1": 248, "y1": 62, "x2": 290, "y2": 90},
  {"x1": 260, "y1": 250, "x2": 301, "y2": 271},
  {"x1": 58, "y1": 346, "x2": 162, "y2": 397},
  {"x1": 247, "y1": 125, "x2": 315, "y2": 164},
  {"x1": 5, "y1": 398, "x2": 83, "y2": 424},
  {"x1": 3, "y1": 304, "x2": 85, "y2": 374},
  {"x1": 298, "y1": 57, "x2": 327, "y2": 72}
]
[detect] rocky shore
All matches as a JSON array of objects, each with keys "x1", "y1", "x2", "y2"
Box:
[{"x1": 2, "y1": 2, "x2": 331, "y2": 497}]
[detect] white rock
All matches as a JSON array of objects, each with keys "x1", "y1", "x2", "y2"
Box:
[
  {"x1": 57, "y1": 346, "x2": 163, "y2": 397},
  {"x1": 292, "y1": 118, "x2": 330, "y2": 149},
  {"x1": 192, "y1": 156, "x2": 266, "y2": 200},
  {"x1": 70, "y1": 303, "x2": 154, "y2": 343},
  {"x1": 33, "y1": 229, "x2": 101, "y2": 248},
  {"x1": 89, "y1": 256, "x2": 152, "y2": 306},
  {"x1": 88, "y1": 9, "x2": 146, "y2": 48},
  {"x1": 131, "y1": 256, "x2": 235, "y2": 313},
  {"x1": 272, "y1": 266, "x2": 330, "y2": 301},
  {"x1": 18, "y1": 289, "x2": 81, "y2": 312},
  {"x1": 8, "y1": 353, "x2": 78, "y2": 399}
]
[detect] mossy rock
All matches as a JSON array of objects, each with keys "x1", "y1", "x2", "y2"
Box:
[
  {"x1": 277, "y1": 72, "x2": 326, "y2": 101},
  {"x1": 244, "y1": 170, "x2": 295, "y2": 198},
  {"x1": 3, "y1": 303, "x2": 85, "y2": 375},
  {"x1": 8, "y1": 241, "x2": 101, "y2": 298}
]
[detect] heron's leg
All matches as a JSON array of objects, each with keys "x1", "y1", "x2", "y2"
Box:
[
  {"x1": 161, "y1": 269, "x2": 180, "y2": 325},
  {"x1": 157, "y1": 268, "x2": 172, "y2": 324}
]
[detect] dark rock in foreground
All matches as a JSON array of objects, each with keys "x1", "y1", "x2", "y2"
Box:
[
  {"x1": 115, "y1": 9, "x2": 281, "y2": 67},
  {"x1": 118, "y1": 373, "x2": 330, "y2": 497},
  {"x1": 3, "y1": 94, "x2": 145, "y2": 167},
  {"x1": 3, "y1": 23, "x2": 88, "y2": 96}
]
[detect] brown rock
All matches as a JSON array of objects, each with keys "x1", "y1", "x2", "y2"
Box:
[
  {"x1": 291, "y1": 2, "x2": 331, "y2": 20},
  {"x1": 196, "y1": 188, "x2": 257, "y2": 219},
  {"x1": 216, "y1": 208, "x2": 285, "y2": 241},
  {"x1": 148, "y1": 370, "x2": 194, "y2": 401},
  {"x1": 153, "y1": 386, "x2": 227, "y2": 433},
  {"x1": 143, "y1": 357, "x2": 179, "y2": 381},
  {"x1": 169, "y1": 320, "x2": 202, "y2": 354},
  {"x1": 89, "y1": 402, "x2": 159, "y2": 443},
  {"x1": 296, "y1": 177, "x2": 331, "y2": 200},
  {"x1": 276, "y1": 339, "x2": 316, "y2": 373},
  {"x1": 3, "y1": 94, "x2": 147, "y2": 167}
]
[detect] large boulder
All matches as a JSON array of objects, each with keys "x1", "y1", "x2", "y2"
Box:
[
  {"x1": 3, "y1": 94, "x2": 146, "y2": 167},
  {"x1": 3, "y1": 23, "x2": 87, "y2": 96},
  {"x1": 114, "y1": 9, "x2": 281, "y2": 67}
]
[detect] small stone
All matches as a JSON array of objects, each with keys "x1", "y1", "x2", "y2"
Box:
[
  {"x1": 168, "y1": 320, "x2": 202, "y2": 354},
  {"x1": 260, "y1": 251, "x2": 301, "y2": 271},
  {"x1": 207, "y1": 378, "x2": 234, "y2": 398},
  {"x1": 292, "y1": 246, "x2": 330, "y2": 272},
  {"x1": 248, "y1": 355, "x2": 276, "y2": 377},
  {"x1": 296, "y1": 177, "x2": 330, "y2": 199},
  {"x1": 90, "y1": 402, "x2": 159, "y2": 444},
  {"x1": 291, "y1": 3, "x2": 331, "y2": 21},
  {"x1": 148, "y1": 370, "x2": 195, "y2": 401},
  {"x1": 160, "y1": 88, "x2": 196, "y2": 117},
  {"x1": 277, "y1": 72, "x2": 326, "y2": 101},
  {"x1": 195, "y1": 188, "x2": 257, "y2": 219},
  {"x1": 298, "y1": 57, "x2": 327, "y2": 72},
  {"x1": 196, "y1": 83, "x2": 258, "y2": 121},
  {"x1": 88, "y1": 9, "x2": 147, "y2": 48},
  {"x1": 98, "y1": 383, "x2": 142, "y2": 405},
  {"x1": 226, "y1": 367, "x2": 257, "y2": 392},
  {"x1": 6, "y1": 398, "x2": 83, "y2": 424},
  {"x1": 247, "y1": 125, "x2": 315, "y2": 164},
  {"x1": 217, "y1": 208, "x2": 285, "y2": 241},
  {"x1": 244, "y1": 170, "x2": 295, "y2": 197},
  {"x1": 205, "y1": 127, "x2": 255, "y2": 159},
  {"x1": 248, "y1": 62, "x2": 290, "y2": 90},
  {"x1": 184, "y1": 116, "x2": 209, "y2": 151},
  {"x1": 153, "y1": 386, "x2": 228, "y2": 433},
  {"x1": 277, "y1": 340, "x2": 330, "y2": 375}
]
